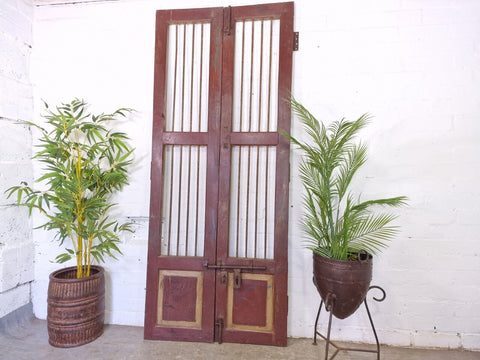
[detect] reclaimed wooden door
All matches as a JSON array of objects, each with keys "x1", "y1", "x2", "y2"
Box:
[{"x1": 144, "y1": 2, "x2": 294, "y2": 346}]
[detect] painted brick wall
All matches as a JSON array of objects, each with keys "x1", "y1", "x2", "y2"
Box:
[
  {"x1": 31, "y1": 0, "x2": 480, "y2": 350},
  {"x1": 0, "y1": 0, "x2": 34, "y2": 319}
]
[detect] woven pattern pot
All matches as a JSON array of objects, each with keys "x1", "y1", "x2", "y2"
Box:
[
  {"x1": 313, "y1": 253, "x2": 372, "y2": 319},
  {"x1": 47, "y1": 266, "x2": 105, "y2": 347}
]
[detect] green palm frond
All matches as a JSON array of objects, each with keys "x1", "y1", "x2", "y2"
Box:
[{"x1": 286, "y1": 97, "x2": 407, "y2": 260}]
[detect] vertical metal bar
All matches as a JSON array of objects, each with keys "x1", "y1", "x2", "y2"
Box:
[
  {"x1": 189, "y1": 24, "x2": 196, "y2": 132},
  {"x1": 176, "y1": 24, "x2": 187, "y2": 256},
  {"x1": 194, "y1": 24, "x2": 204, "y2": 256},
  {"x1": 185, "y1": 151, "x2": 191, "y2": 254},
  {"x1": 263, "y1": 146, "x2": 269, "y2": 259},
  {"x1": 267, "y1": 20, "x2": 273, "y2": 131},
  {"x1": 248, "y1": 21, "x2": 255, "y2": 131},
  {"x1": 325, "y1": 304, "x2": 334, "y2": 360},
  {"x1": 185, "y1": 24, "x2": 196, "y2": 255},
  {"x1": 175, "y1": 147, "x2": 183, "y2": 256},
  {"x1": 254, "y1": 145, "x2": 259, "y2": 258},
  {"x1": 163, "y1": 146, "x2": 171, "y2": 256},
  {"x1": 313, "y1": 300, "x2": 324, "y2": 345},
  {"x1": 167, "y1": 146, "x2": 175, "y2": 255},
  {"x1": 235, "y1": 20, "x2": 246, "y2": 258},
  {"x1": 181, "y1": 24, "x2": 187, "y2": 132},
  {"x1": 244, "y1": 20, "x2": 255, "y2": 258},
  {"x1": 239, "y1": 20, "x2": 246, "y2": 132},
  {"x1": 253, "y1": 20, "x2": 264, "y2": 258},
  {"x1": 258, "y1": 20, "x2": 264, "y2": 131},
  {"x1": 364, "y1": 299, "x2": 381, "y2": 360},
  {"x1": 167, "y1": 24, "x2": 179, "y2": 255},
  {"x1": 264, "y1": 20, "x2": 274, "y2": 257},
  {"x1": 198, "y1": 23, "x2": 204, "y2": 132}
]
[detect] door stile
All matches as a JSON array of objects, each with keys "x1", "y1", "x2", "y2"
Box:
[
  {"x1": 272, "y1": 1, "x2": 294, "y2": 345},
  {"x1": 145, "y1": 7, "x2": 224, "y2": 342},
  {"x1": 144, "y1": 9, "x2": 170, "y2": 339},
  {"x1": 213, "y1": 6, "x2": 235, "y2": 342}
]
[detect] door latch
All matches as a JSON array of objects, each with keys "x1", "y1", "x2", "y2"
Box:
[
  {"x1": 215, "y1": 317, "x2": 224, "y2": 344},
  {"x1": 233, "y1": 268, "x2": 242, "y2": 289},
  {"x1": 220, "y1": 270, "x2": 228, "y2": 285},
  {"x1": 203, "y1": 261, "x2": 266, "y2": 271}
]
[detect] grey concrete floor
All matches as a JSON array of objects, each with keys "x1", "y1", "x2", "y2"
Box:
[{"x1": 1, "y1": 319, "x2": 479, "y2": 360}]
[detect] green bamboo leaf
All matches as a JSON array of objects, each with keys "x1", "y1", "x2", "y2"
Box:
[{"x1": 8, "y1": 99, "x2": 135, "y2": 277}]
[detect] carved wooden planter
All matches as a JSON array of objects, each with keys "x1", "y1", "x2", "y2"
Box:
[{"x1": 47, "y1": 265, "x2": 105, "y2": 347}]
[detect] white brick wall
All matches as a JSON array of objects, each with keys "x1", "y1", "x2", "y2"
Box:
[
  {"x1": 30, "y1": 0, "x2": 480, "y2": 350},
  {"x1": 0, "y1": 0, "x2": 34, "y2": 318}
]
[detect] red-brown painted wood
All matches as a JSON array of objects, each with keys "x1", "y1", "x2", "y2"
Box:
[
  {"x1": 162, "y1": 276, "x2": 198, "y2": 322},
  {"x1": 144, "y1": 6, "x2": 223, "y2": 343},
  {"x1": 216, "y1": 1, "x2": 293, "y2": 347},
  {"x1": 145, "y1": 2, "x2": 294, "y2": 346}
]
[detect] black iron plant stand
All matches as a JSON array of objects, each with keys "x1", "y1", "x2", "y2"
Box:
[{"x1": 313, "y1": 285, "x2": 387, "y2": 360}]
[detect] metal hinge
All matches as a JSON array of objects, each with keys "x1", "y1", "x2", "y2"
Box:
[
  {"x1": 293, "y1": 31, "x2": 299, "y2": 51},
  {"x1": 223, "y1": 6, "x2": 232, "y2": 36}
]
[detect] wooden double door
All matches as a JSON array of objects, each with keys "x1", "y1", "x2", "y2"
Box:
[{"x1": 145, "y1": 2, "x2": 294, "y2": 346}]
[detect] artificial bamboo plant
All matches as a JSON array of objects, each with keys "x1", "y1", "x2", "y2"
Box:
[
  {"x1": 285, "y1": 98, "x2": 407, "y2": 261},
  {"x1": 6, "y1": 99, "x2": 134, "y2": 278}
]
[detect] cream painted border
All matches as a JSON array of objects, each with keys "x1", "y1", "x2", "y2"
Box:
[
  {"x1": 157, "y1": 270, "x2": 203, "y2": 329},
  {"x1": 226, "y1": 273, "x2": 274, "y2": 332}
]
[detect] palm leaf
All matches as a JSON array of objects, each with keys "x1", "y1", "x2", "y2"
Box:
[{"x1": 286, "y1": 97, "x2": 407, "y2": 260}]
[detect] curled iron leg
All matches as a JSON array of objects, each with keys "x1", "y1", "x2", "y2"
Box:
[
  {"x1": 313, "y1": 285, "x2": 387, "y2": 360},
  {"x1": 368, "y1": 285, "x2": 386, "y2": 302},
  {"x1": 365, "y1": 285, "x2": 386, "y2": 360}
]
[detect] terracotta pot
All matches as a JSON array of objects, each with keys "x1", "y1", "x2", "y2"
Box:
[
  {"x1": 47, "y1": 265, "x2": 105, "y2": 347},
  {"x1": 313, "y1": 252, "x2": 372, "y2": 319}
]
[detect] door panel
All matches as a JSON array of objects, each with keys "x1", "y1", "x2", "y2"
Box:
[
  {"x1": 145, "y1": 2, "x2": 293, "y2": 346},
  {"x1": 157, "y1": 270, "x2": 203, "y2": 328},
  {"x1": 226, "y1": 273, "x2": 274, "y2": 332}
]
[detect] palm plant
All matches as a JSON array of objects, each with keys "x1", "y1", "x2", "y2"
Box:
[
  {"x1": 285, "y1": 98, "x2": 407, "y2": 261},
  {"x1": 6, "y1": 99, "x2": 134, "y2": 278}
]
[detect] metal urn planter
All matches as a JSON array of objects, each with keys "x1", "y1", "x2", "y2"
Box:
[
  {"x1": 312, "y1": 253, "x2": 386, "y2": 360},
  {"x1": 283, "y1": 99, "x2": 406, "y2": 359},
  {"x1": 313, "y1": 252, "x2": 373, "y2": 319},
  {"x1": 47, "y1": 266, "x2": 105, "y2": 348}
]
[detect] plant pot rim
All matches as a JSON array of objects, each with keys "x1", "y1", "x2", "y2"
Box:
[
  {"x1": 49, "y1": 265, "x2": 104, "y2": 282},
  {"x1": 312, "y1": 251, "x2": 373, "y2": 264}
]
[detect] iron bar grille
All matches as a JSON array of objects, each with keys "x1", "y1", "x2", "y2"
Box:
[
  {"x1": 165, "y1": 22, "x2": 210, "y2": 132},
  {"x1": 160, "y1": 21, "x2": 211, "y2": 256},
  {"x1": 228, "y1": 18, "x2": 280, "y2": 259}
]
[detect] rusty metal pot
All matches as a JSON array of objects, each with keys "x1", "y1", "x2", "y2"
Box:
[
  {"x1": 47, "y1": 266, "x2": 105, "y2": 347},
  {"x1": 313, "y1": 252, "x2": 372, "y2": 319}
]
